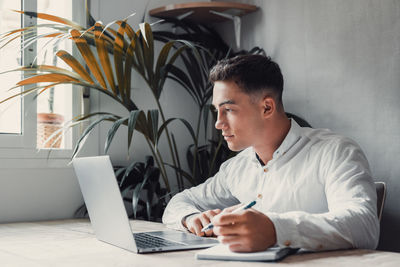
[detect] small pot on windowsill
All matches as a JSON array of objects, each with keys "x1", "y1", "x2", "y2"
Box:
[{"x1": 37, "y1": 113, "x2": 64, "y2": 148}]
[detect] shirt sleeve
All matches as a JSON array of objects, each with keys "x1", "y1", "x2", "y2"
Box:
[
  {"x1": 266, "y1": 138, "x2": 380, "y2": 251},
  {"x1": 162, "y1": 159, "x2": 240, "y2": 231}
]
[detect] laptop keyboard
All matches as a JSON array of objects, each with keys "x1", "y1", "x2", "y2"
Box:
[{"x1": 133, "y1": 233, "x2": 184, "y2": 248}]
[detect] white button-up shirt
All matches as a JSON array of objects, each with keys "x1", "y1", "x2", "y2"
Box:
[{"x1": 162, "y1": 119, "x2": 379, "y2": 250}]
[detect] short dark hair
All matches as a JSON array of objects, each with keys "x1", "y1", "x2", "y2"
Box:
[{"x1": 209, "y1": 54, "x2": 284, "y2": 104}]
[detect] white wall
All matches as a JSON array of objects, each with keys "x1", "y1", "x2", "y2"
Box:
[
  {"x1": 216, "y1": 0, "x2": 399, "y2": 251},
  {"x1": 90, "y1": 0, "x2": 400, "y2": 251}
]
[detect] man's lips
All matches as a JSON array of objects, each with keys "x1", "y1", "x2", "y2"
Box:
[{"x1": 223, "y1": 134, "x2": 234, "y2": 140}]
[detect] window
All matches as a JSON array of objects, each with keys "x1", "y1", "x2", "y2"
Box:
[
  {"x1": 35, "y1": 0, "x2": 73, "y2": 149},
  {"x1": 0, "y1": 0, "x2": 22, "y2": 135},
  {"x1": 0, "y1": 0, "x2": 85, "y2": 157}
]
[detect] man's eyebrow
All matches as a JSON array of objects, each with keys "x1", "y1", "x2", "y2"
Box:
[{"x1": 217, "y1": 100, "x2": 236, "y2": 107}]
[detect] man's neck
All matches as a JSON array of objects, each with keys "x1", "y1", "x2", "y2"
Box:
[{"x1": 254, "y1": 115, "x2": 291, "y2": 165}]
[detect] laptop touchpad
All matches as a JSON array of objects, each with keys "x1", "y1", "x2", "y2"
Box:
[{"x1": 146, "y1": 231, "x2": 219, "y2": 245}]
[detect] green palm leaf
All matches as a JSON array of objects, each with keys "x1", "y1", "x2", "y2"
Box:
[
  {"x1": 127, "y1": 110, "x2": 143, "y2": 151},
  {"x1": 74, "y1": 112, "x2": 121, "y2": 122},
  {"x1": 131, "y1": 165, "x2": 149, "y2": 218},
  {"x1": 113, "y1": 21, "x2": 127, "y2": 100},
  {"x1": 72, "y1": 114, "x2": 118, "y2": 159},
  {"x1": 147, "y1": 109, "x2": 159, "y2": 146},
  {"x1": 157, "y1": 117, "x2": 197, "y2": 146},
  {"x1": 164, "y1": 163, "x2": 195, "y2": 186},
  {"x1": 139, "y1": 23, "x2": 154, "y2": 82},
  {"x1": 154, "y1": 41, "x2": 175, "y2": 81},
  {"x1": 104, "y1": 117, "x2": 128, "y2": 154},
  {"x1": 123, "y1": 32, "x2": 138, "y2": 101}
]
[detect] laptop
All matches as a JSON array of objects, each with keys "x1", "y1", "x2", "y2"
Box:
[{"x1": 72, "y1": 155, "x2": 219, "y2": 253}]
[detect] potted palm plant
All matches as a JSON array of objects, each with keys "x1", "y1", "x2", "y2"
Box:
[
  {"x1": 0, "y1": 10, "x2": 202, "y2": 218},
  {"x1": 0, "y1": 10, "x2": 311, "y2": 220}
]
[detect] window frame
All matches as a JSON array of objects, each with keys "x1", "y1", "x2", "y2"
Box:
[{"x1": 0, "y1": 0, "x2": 87, "y2": 160}]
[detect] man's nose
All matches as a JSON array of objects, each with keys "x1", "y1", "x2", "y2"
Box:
[{"x1": 215, "y1": 117, "x2": 225, "y2": 130}]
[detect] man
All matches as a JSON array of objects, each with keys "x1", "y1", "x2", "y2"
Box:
[{"x1": 162, "y1": 55, "x2": 379, "y2": 252}]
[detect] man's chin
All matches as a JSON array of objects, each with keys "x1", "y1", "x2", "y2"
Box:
[{"x1": 226, "y1": 142, "x2": 248, "y2": 152}]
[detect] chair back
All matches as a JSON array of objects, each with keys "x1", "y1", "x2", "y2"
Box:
[{"x1": 375, "y1": 182, "x2": 386, "y2": 221}]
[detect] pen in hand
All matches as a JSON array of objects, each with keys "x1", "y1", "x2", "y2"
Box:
[{"x1": 200, "y1": 200, "x2": 257, "y2": 233}]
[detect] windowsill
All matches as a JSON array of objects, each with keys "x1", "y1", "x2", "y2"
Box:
[
  {"x1": 0, "y1": 147, "x2": 73, "y2": 158},
  {"x1": 0, "y1": 147, "x2": 75, "y2": 168},
  {"x1": 0, "y1": 157, "x2": 73, "y2": 169}
]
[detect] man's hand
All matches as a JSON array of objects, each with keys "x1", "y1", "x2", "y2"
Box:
[
  {"x1": 212, "y1": 208, "x2": 277, "y2": 252},
  {"x1": 183, "y1": 209, "x2": 222, "y2": 237}
]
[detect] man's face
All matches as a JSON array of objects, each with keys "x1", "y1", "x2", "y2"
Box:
[{"x1": 212, "y1": 80, "x2": 265, "y2": 151}]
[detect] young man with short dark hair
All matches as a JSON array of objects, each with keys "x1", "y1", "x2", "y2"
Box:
[{"x1": 162, "y1": 55, "x2": 379, "y2": 252}]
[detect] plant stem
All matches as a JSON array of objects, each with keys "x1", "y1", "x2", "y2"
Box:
[
  {"x1": 154, "y1": 147, "x2": 171, "y2": 192},
  {"x1": 171, "y1": 134, "x2": 183, "y2": 191},
  {"x1": 191, "y1": 106, "x2": 202, "y2": 182},
  {"x1": 151, "y1": 89, "x2": 182, "y2": 192},
  {"x1": 144, "y1": 137, "x2": 171, "y2": 193}
]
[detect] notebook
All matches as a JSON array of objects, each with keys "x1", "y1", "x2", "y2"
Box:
[
  {"x1": 72, "y1": 155, "x2": 219, "y2": 253},
  {"x1": 195, "y1": 244, "x2": 297, "y2": 261}
]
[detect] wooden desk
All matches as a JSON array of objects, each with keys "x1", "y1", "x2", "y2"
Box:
[{"x1": 0, "y1": 219, "x2": 399, "y2": 266}]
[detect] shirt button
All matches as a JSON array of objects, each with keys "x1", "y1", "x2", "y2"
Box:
[
  {"x1": 284, "y1": 240, "x2": 291, "y2": 247},
  {"x1": 263, "y1": 168, "x2": 268, "y2": 173},
  {"x1": 257, "y1": 194, "x2": 263, "y2": 199}
]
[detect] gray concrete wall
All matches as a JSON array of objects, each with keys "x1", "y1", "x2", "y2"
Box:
[
  {"x1": 216, "y1": 0, "x2": 399, "y2": 251},
  {"x1": 89, "y1": 0, "x2": 400, "y2": 251}
]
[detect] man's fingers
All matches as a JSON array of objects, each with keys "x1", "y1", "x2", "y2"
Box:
[
  {"x1": 208, "y1": 209, "x2": 222, "y2": 218},
  {"x1": 217, "y1": 234, "x2": 241, "y2": 245},
  {"x1": 199, "y1": 213, "x2": 211, "y2": 225},
  {"x1": 218, "y1": 235, "x2": 250, "y2": 252},
  {"x1": 212, "y1": 212, "x2": 246, "y2": 226},
  {"x1": 198, "y1": 214, "x2": 212, "y2": 236},
  {"x1": 213, "y1": 222, "x2": 243, "y2": 236},
  {"x1": 223, "y1": 204, "x2": 242, "y2": 213},
  {"x1": 187, "y1": 218, "x2": 204, "y2": 236},
  {"x1": 186, "y1": 209, "x2": 225, "y2": 237},
  {"x1": 193, "y1": 221, "x2": 204, "y2": 236},
  {"x1": 204, "y1": 229, "x2": 213, "y2": 237},
  {"x1": 228, "y1": 244, "x2": 246, "y2": 252}
]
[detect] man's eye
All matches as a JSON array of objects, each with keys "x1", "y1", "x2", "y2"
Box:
[{"x1": 225, "y1": 108, "x2": 232, "y2": 112}]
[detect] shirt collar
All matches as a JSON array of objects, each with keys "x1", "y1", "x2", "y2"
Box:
[
  {"x1": 251, "y1": 118, "x2": 303, "y2": 165},
  {"x1": 272, "y1": 118, "x2": 303, "y2": 159}
]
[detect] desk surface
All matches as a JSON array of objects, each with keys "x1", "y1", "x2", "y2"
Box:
[{"x1": 0, "y1": 219, "x2": 399, "y2": 267}]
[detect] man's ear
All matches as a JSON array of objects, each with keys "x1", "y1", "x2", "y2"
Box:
[{"x1": 262, "y1": 97, "x2": 275, "y2": 118}]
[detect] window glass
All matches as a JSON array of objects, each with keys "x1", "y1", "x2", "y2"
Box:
[
  {"x1": 0, "y1": 0, "x2": 22, "y2": 134},
  {"x1": 36, "y1": 0, "x2": 73, "y2": 149}
]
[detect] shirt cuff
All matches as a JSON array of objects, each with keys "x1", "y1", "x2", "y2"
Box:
[
  {"x1": 266, "y1": 212, "x2": 301, "y2": 248},
  {"x1": 181, "y1": 212, "x2": 200, "y2": 230},
  {"x1": 164, "y1": 209, "x2": 200, "y2": 232}
]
